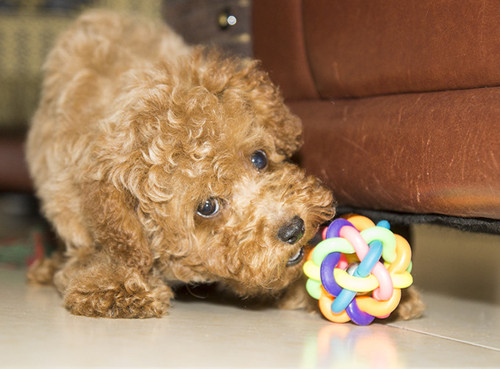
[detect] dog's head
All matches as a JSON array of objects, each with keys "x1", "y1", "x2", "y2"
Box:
[{"x1": 107, "y1": 49, "x2": 335, "y2": 296}]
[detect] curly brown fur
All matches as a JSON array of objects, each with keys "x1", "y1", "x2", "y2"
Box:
[
  {"x1": 27, "y1": 251, "x2": 64, "y2": 285},
  {"x1": 393, "y1": 286, "x2": 426, "y2": 320},
  {"x1": 26, "y1": 10, "x2": 423, "y2": 320}
]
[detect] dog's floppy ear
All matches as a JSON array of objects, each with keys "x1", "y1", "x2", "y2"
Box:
[
  {"x1": 249, "y1": 78, "x2": 303, "y2": 158},
  {"x1": 231, "y1": 57, "x2": 303, "y2": 158},
  {"x1": 82, "y1": 124, "x2": 172, "y2": 274}
]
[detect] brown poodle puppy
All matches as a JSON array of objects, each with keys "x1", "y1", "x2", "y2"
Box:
[{"x1": 26, "y1": 11, "x2": 424, "y2": 319}]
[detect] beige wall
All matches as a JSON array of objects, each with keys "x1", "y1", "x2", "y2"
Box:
[
  {"x1": 0, "y1": 0, "x2": 162, "y2": 128},
  {"x1": 411, "y1": 224, "x2": 500, "y2": 304}
]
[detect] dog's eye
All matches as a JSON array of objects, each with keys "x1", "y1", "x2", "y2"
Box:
[
  {"x1": 197, "y1": 197, "x2": 221, "y2": 218},
  {"x1": 251, "y1": 150, "x2": 268, "y2": 170}
]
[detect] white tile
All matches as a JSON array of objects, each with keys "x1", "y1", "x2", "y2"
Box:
[{"x1": 389, "y1": 292, "x2": 500, "y2": 352}]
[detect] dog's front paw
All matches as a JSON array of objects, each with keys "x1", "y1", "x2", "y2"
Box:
[{"x1": 64, "y1": 270, "x2": 173, "y2": 318}]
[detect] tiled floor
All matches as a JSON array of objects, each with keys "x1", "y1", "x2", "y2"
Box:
[
  {"x1": 0, "y1": 268, "x2": 499, "y2": 368},
  {"x1": 1, "y1": 196, "x2": 499, "y2": 368}
]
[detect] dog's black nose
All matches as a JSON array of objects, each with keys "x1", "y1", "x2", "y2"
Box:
[{"x1": 277, "y1": 216, "x2": 305, "y2": 244}]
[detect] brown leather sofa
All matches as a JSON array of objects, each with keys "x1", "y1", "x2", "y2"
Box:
[{"x1": 253, "y1": 0, "x2": 500, "y2": 232}]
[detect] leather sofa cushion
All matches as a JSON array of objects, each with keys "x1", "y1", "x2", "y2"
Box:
[
  {"x1": 0, "y1": 135, "x2": 31, "y2": 192},
  {"x1": 254, "y1": 0, "x2": 500, "y2": 99},
  {"x1": 252, "y1": 0, "x2": 318, "y2": 99},
  {"x1": 290, "y1": 87, "x2": 500, "y2": 219}
]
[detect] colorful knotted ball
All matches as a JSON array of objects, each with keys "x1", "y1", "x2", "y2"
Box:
[{"x1": 304, "y1": 215, "x2": 413, "y2": 325}]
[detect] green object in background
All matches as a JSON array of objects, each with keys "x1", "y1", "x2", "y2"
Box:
[
  {"x1": 0, "y1": 238, "x2": 34, "y2": 267},
  {"x1": 0, "y1": 228, "x2": 51, "y2": 268}
]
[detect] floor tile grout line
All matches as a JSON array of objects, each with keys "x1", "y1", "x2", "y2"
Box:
[{"x1": 388, "y1": 324, "x2": 500, "y2": 352}]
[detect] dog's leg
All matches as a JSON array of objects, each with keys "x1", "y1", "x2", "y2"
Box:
[
  {"x1": 81, "y1": 181, "x2": 154, "y2": 275},
  {"x1": 54, "y1": 181, "x2": 172, "y2": 318},
  {"x1": 392, "y1": 286, "x2": 426, "y2": 320},
  {"x1": 55, "y1": 250, "x2": 172, "y2": 318}
]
